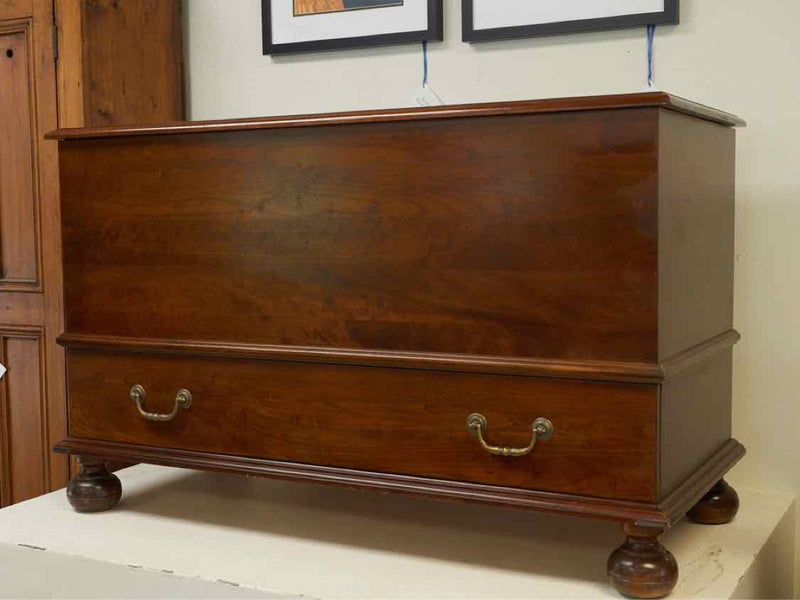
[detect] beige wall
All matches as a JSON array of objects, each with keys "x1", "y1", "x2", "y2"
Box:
[{"x1": 185, "y1": 0, "x2": 800, "y2": 590}]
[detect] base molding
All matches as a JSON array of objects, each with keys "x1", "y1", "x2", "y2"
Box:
[{"x1": 55, "y1": 437, "x2": 744, "y2": 528}]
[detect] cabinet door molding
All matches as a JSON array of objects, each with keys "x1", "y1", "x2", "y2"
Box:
[{"x1": 0, "y1": 327, "x2": 47, "y2": 506}]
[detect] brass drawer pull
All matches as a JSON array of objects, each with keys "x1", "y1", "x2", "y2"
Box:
[
  {"x1": 130, "y1": 384, "x2": 192, "y2": 422},
  {"x1": 466, "y1": 413, "x2": 554, "y2": 457}
]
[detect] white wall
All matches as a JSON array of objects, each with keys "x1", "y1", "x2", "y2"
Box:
[{"x1": 185, "y1": 0, "x2": 800, "y2": 591}]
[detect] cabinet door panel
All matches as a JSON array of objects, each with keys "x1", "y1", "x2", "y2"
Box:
[
  {"x1": 0, "y1": 333, "x2": 46, "y2": 505},
  {"x1": 1, "y1": 11, "x2": 67, "y2": 506},
  {"x1": 0, "y1": 29, "x2": 39, "y2": 286}
]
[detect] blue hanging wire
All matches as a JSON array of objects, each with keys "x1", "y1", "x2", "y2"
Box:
[
  {"x1": 646, "y1": 24, "x2": 656, "y2": 88},
  {"x1": 422, "y1": 40, "x2": 429, "y2": 87}
]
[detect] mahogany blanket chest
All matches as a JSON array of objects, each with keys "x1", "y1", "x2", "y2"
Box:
[{"x1": 48, "y1": 93, "x2": 746, "y2": 598}]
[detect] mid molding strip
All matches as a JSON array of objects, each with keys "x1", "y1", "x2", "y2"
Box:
[
  {"x1": 54, "y1": 437, "x2": 744, "y2": 529},
  {"x1": 659, "y1": 330, "x2": 741, "y2": 379},
  {"x1": 58, "y1": 329, "x2": 740, "y2": 384}
]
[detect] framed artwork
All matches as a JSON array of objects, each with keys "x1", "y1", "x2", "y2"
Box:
[
  {"x1": 262, "y1": 0, "x2": 443, "y2": 55},
  {"x1": 463, "y1": 0, "x2": 679, "y2": 43}
]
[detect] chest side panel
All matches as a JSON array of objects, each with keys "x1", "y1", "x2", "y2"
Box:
[{"x1": 657, "y1": 110, "x2": 736, "y2": 359}]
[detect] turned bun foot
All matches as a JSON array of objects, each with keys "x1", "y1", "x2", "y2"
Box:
[
  {"x1": 66, "y1": 456, "x2": 122, "y2": 513},
  {"x1": 687, "y1": 479, "x2": 739, "y2": 525},
  {"x1": 607, "y1": 524, "x2": 678, "y2": 599}
]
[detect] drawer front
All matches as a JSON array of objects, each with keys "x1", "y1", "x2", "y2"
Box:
[{"x1": 66, "y1": 350, "x2": 657, "y2": 501}]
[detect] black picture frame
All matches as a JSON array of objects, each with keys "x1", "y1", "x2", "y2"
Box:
[
  {"x1": 262, "y1": 0, "x2": 443, "y2": 55},
  {"x1": 462, "y1": 0, "x2": 679, "y2": 43}
]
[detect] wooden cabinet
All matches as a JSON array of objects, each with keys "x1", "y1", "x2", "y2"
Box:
[
  {"x1": 50, "y1": 93, "x2": 745, "y2": 598},
  {"x1": 0, "y1": 1, "x2": 64, "y2": 505},
  {"x1": 0, "y1": 0, "x2": 183, "y2": 507},
  {"x1": 55, "y1": 0, "x2": 184, "y2": 128}
]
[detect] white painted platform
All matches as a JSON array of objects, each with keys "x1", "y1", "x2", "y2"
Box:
[{"x1": 0, "y1": 465, "x2": 793, "y2": 599}]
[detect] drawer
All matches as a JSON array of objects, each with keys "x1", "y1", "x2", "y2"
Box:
[{"x1": 66, "y1": 350, "x2": 658, "y2": 502}]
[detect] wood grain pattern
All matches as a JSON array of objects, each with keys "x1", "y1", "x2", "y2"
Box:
[
  {"x1": 54, "y1": 0, "x2": 85, "y2": 128},
  {"x1": 5, "y1": 335, "x2": 44, "y2": 502},
  {"x1": 30, "y1": 0, "x2": 70, "y2": 492},
  {"x1": 0, "y1": 292, "x2": 43, "y2": 325},
  {"x1": 0, "y1": 25, "x2": 39, "y2": 286},
  {"x1": 52, "y1": 95, "x2": 745, "y2": 598},
  {"x1": 2, "y1": 0, "x2": 185, "y2": 503},
  {"x1": 79, "y1": 0, "x2": 184, "y2": 126},
  {"x1": 53, "y1": 0, "x2": 185, "y2": 482},
  {"x1": 57, "y1": 329, "x2": 740, "y2": 383},
  {"x1": 54, "y1": 0, "x2": 186, "y2": 129},
  {"x1": 0, "y1": 330, "x2": 47, "y2": 505},
  {"x1": 66, "y1": 349, "x2": 659, "y2": 501},
  {"x1": 60, "y1": 108, "x2": 660, "y2": 363},
  {"x1": 0, "y1": 0, "x2": 32, "y2": 20},
  {"x1": 0, "y1": 5, "x2": 68, "y2": 502}
]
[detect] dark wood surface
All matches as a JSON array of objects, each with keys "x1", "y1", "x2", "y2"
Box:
[
  {"x1": 57, "y1": 326, "x2": 739, "y2": 384},
  {"x1": 66, "y1": 455, "x2": 122, "y2": 513},
  {"x1": 659, "y1": 350, "x2": 733, "y2": 498},
  {"x1": 687, "y1": 479, "x2": 739, "y2": 525},
  {"x1": 58, "y1": 332, "x2": 668, "y2": 383},
  {"x1": 53, "y1": 95, "x2": 745, "y2": 598},
  {"x1": 607, "y1": 523, "x2": 678, "y2": 599},
  {"x1": 657, "y1": 110, "x2": 736, "y2": 360},
  {"x1": 55, "y1": 437, "x2": 744, "y2": 529},
  {"x1": 46, "y1": 92, "x2": 745, "y2": 141},
  {"x1": 66, "y1": 349, "x2": 658, "y2": 501},
  {"x1": 59, "y1": 108, "x2": 662, "y2": 363},
  {"x1": 53, "y1": 97, "x2": 745, "y2": 504},
  {"x1": 655, "y1": 108, "x2": 738, "y2": 502},
  {"x1": 656, "y1": 440, "x2": 744, "y2": 527}
]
